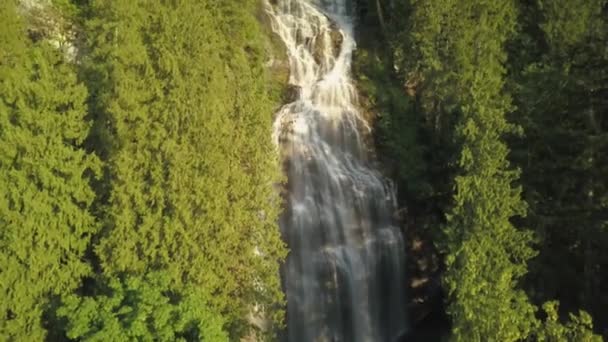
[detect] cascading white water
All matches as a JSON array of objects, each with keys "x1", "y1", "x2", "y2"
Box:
[{"x1": 267, "y1": 1, "x2": 407, "y2": 341}]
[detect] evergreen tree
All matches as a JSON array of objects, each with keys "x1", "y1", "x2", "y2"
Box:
[
  {"x1": 387, "y1": 0, "x2": 603, "y2": 339},
  {"x1": 507, "y1": 0, "x2": 608, "y2": 332},
  {"x1": 534, "y1": 301, "x2": 602, "y2": 342},
  {"x1": 0, "y1": 1, "x2": 100, "y2": 339},
  {"x1": 417, "y1": 2, "x2": 539, "y2": 339},
  {"x1": 58, "y1": 272, "x2": 227, "y2": 341},
  {"x1": 60, "y1": 0, "x2": 286, "y2": 338}
]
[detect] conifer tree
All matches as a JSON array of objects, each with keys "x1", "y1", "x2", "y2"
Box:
[
  {"x1": 58, "y1": 272, "x2": 227, "y2": 341},
  {"x1": 507, "y1": 0, "x2": 608, "y2": 330},
  {"x1": 389, "y1": 0, "x2": 602, "y2": 339},
  {"x1": 534, "y1": 301, "x2": 602, "y2": 342},
  {"x1": 0, "y1": 1, "x2": 100, "y2": 339},
  {"x1": 60, "y1": 0, "x2": 286, "y2": 338},
  {"x1": 424, "y1": 2, "x2": 539, "y2": 339}
]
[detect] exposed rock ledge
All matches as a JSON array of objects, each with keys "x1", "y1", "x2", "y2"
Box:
[{"x1": 18, "y1": 0, "x2": 79, "y2": 61}]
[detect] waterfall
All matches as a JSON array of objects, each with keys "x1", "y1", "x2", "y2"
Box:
[{"x1": 267, "y1": 1, "x2": 407, "y2": 341}]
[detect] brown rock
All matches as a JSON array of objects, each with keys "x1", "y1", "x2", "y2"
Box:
[{"x1": 284, "y1": 84, "x2": 302, "y2": 103}]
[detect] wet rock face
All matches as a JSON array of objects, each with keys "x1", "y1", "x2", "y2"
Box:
[
  {"x1": 312, "y1": 35, "x2": 325, "y2": 65},
  {"x1": 18, "y1": 0, "x2": 79, "y2": 61},
  {"x1": 312, "y1": 21, "x2": 344, "y2": 65},
  {"x1": 284, "y1": 85, "x2": 302, "y2": 103},
  {"x1": 329, "y1": 22, "x2": 344, "y2": 58}
]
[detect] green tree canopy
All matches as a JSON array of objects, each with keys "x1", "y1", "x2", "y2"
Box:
[
  {"x1": 0, "y1": 1, "x2": 100, "y2": 339},
  {"x1": 386, "y1": 0, "x2": 604, "y2": 339},
  {"x1": 58, "y1": 272, "x2": 227, "y2": 341},
  {"x1": 63, "y1": 0, "x2": 286, "y2": 337}
]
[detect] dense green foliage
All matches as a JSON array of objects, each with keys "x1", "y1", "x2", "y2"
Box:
[
  {"x1": 1, "y1": 0, "x2": 285, "y2": 340},
  {"x1": 0, "y1": 2, "x2": 100, "y2": 340},
  {"x1": 359, "y1": 0, "x2": 607, "y2": 340},
  {"x1": 507, "y1": 0, "x2": 608, "y2": 331},
  {"x1": 405, "y1": 2, "x2": 540, "y2": 339},
  {"x1": 2, "y1": 0, "x2": 607, "y2": 339},
  {"x1": 80, "y1": 0, "x2": 285, "y2": 333},
  {"x1": 58, "y1": 272, "x2": 227, "y2": 341}
]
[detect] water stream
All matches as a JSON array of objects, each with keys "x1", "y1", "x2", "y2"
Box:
[{"x1": 267, "y1": 1, "x2": 407, "y2": 340}]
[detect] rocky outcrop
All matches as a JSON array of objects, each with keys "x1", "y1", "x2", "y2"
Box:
[
  {"x1": 400, "y1": 211, "x2": 449, "y2": 341},
  {"x1": 329, "y1": 22, "x2": 344, "y2": 58},
  {"x1": 18, "y1": 0, "x2": 80, "y2": 61},
  {"x1": 312, "y1": 21, "x2": 343, "y2": 65},
  {"x1": 284, "y1": 85, "x2": 302, "y2": 103}
]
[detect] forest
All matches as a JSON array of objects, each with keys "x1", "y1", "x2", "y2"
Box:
[{"x1": 0, "y1": 0, "x2": 606, "y2": 341}]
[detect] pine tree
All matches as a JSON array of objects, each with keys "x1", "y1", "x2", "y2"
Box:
[
  {"x1": 534, "y1": 301, "x2": 602, "y2": 342},
  {"x1": 427, "y1": 2, "x2": 540, "y2": 339},
  {"x1": 60, "y1": 0, "x2": 286, "y2": 338},
  {"x1": 507, "y1": 0, "x2": 608, "y2": 331},
  {"x1": 0, "y1": 1, "x2": 100, "y2": 339},
  {"x1": 388, "y1": 0, "x2": 604, "y2": 339},
  {"x1": 58, "y1": 272, "x2": 227, "y2": 341}
]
